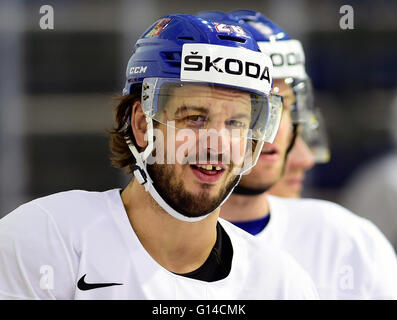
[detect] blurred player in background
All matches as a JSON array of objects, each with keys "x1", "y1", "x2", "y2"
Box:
[
  {"x1": 0, "y1": 13, "x2": 318, "y2": 299},
  {"x1": 268, "y1": 107, "x2": 330, "y2": 198},
  {"x1": 341, "y1": 92, "x2": 397, "y2": 251},
  {"x1": 212, "y1": 10, "x2": 397, "y2": 299}
]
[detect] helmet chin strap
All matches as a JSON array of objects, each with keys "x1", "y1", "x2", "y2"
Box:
[{"x1": 125, "y1": 117, "x2": 240, "y2": 223}]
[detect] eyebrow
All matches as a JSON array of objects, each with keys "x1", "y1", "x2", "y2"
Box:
[
  {"x1": 173, "y1": 106, "x2": 251, "y2": 120},
  {"x1": 230, "y1": 113, "x2": 250, "y2": 120},
  {"x1": 174, "y1": 106, "x2": 209, "y2": 117}
]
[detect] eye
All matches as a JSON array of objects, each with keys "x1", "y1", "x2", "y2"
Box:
[
  {"x1": 186, "y1": 115, "x2": 207, "y2": 122},
  {"x1": 183, "y1": 114, "x2": 208, "y2": 128},
  {"x1": 226, "y1": 119, "x2": 247, "y2": 129}
]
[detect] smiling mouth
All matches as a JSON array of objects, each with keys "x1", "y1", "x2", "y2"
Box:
[
  {"x1": 191, "y1": 164, "x2": 223, "y2": 173},
  {"x1": 189, "y1": 164, "x2": 226, "y2": 183}
]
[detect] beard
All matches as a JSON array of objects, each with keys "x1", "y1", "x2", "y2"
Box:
[{"x1": 146, "y1": 162, "x2": 240, "y2": 218}]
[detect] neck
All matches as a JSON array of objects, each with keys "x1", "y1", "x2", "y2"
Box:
[
  {"x1": 121, "y1": 179, "x2": 218, "y2": 274},
  {"x1": 220, "y1": 191, "x2": 270, "y2": 222}
]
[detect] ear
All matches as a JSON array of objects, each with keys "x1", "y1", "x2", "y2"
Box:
[{"x1": 131, "y1": 100, "x2": 148, "y2": 149}]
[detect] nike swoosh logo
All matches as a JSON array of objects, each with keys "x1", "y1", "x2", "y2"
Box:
[{"x1": 77, "y1": 274, "x2": 123, "y2": 291}]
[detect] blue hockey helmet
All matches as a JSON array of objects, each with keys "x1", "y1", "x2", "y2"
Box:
[{"x1": 124, "y1": 14, "x2": 270, "y2": 96}]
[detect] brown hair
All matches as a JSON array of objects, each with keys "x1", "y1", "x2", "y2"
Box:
[{"x1": 108, "y1": 85, "x2": 142, "y2": 174}]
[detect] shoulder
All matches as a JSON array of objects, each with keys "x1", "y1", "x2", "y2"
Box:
[
  {"x1": 0, "y1": 188, "x2": 122, "y2": 259},
  {"x1": 290, "y1": 197, "x2": 396, "y2": 257},
  {"x1": 218, "y1": 218, "x2": 319, "y2": 299},
  {"x1": 270, "y1": 195, "x2": 397, "y2": 258},
  {"x1": 32, "y1": 189, "x2": 116, "y2": 218},
  {"x1": 267, "y1": 195, "x2": 384, "y2": 241},
  {"x1": 266, "y1": 195, "x2": 397, "y2": 298},
  {"x1": 0, "y1": 189, "x2": 121, "y2": 299},
  {"x1": 1, "y1": 189, "x2": 120, "y2": 232}
]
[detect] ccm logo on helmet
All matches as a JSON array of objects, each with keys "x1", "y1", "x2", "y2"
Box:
[
  {"x1": 270, "y1": 52, "x2": 303, "y2": 67},
  {"x1": 183, "y1": 53, "x2": 270, "y2": 83},
  {"x1": 129, "y1": 66, "x2": 148, "y2": 74}
]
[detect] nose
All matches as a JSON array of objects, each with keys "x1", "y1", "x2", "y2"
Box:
[
  {"x1": 288, "y1": 136, "x2": 315, "y2": 171},
  {"x1": 202, "y1": 124, "x2": 231, "y2": 158}
]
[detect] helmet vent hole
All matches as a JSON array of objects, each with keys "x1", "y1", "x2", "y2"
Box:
[
  {"x1": 217, "y1": 35, "x2": 246, "y2": 43},
  {"x1": 161, "y1": 52, "x2": 181, "y2": 61},
  {"x1": 178, "y1": 36, "x2": 195, "y2": 41}
]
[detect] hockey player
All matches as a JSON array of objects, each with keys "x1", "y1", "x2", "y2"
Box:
[
  {"x1": 0, "y1": 13, "x2": 318, "y2": 299},
  {"x1": 219, "y1": 10, "x2": 397, "y2": 299}
]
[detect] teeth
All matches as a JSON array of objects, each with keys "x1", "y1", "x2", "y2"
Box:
[
  {"x1": 197, "y1": 164, "x2": 212, "y2": 170},
  {"x1": 196, "y1": 164, "x2": 223, "y2": 171}
]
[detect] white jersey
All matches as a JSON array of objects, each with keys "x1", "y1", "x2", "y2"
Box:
[
  {"x1": 0, "y1": 189, "x2": 318, "y2": 300},
  {"x1": 261, "y1": 195, "x2": 397, "y2": 299}
]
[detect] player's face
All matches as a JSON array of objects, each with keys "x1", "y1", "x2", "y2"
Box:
[
  {"x1": 268, "y1": 134, "x2": 315, "y2": 198},
  {"x1": 147, "y1": 84, "x2": 252, "y2": 218},
  {"x1": 237, "y1": 79, "x2": 295, "y2": 190}
]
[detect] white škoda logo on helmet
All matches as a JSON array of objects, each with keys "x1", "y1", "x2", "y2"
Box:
[
  {"x1": 183, "y1": 53, "x2": 270, "y2": 82},
  {"x1": 181, "y1": 44, "x2": 273, "y2": 95}
]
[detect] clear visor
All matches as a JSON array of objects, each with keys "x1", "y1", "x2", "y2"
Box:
[
  {"x1": 141, "y1": 78, "x2": 283, "y2": 175},
  {"x1": 301, "y1": 108, "x2": 331, "y2": 163},
  {"x1": 142, "y1": 78, "x2": 282, "y2": 141},
  {"x1": 290, "y1": 78, "x2": 314, "y2": 124}
]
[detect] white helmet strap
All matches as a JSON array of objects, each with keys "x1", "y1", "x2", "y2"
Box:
[{"x1": 125, "y1": 116, "x2": 216, "y2": 223}]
